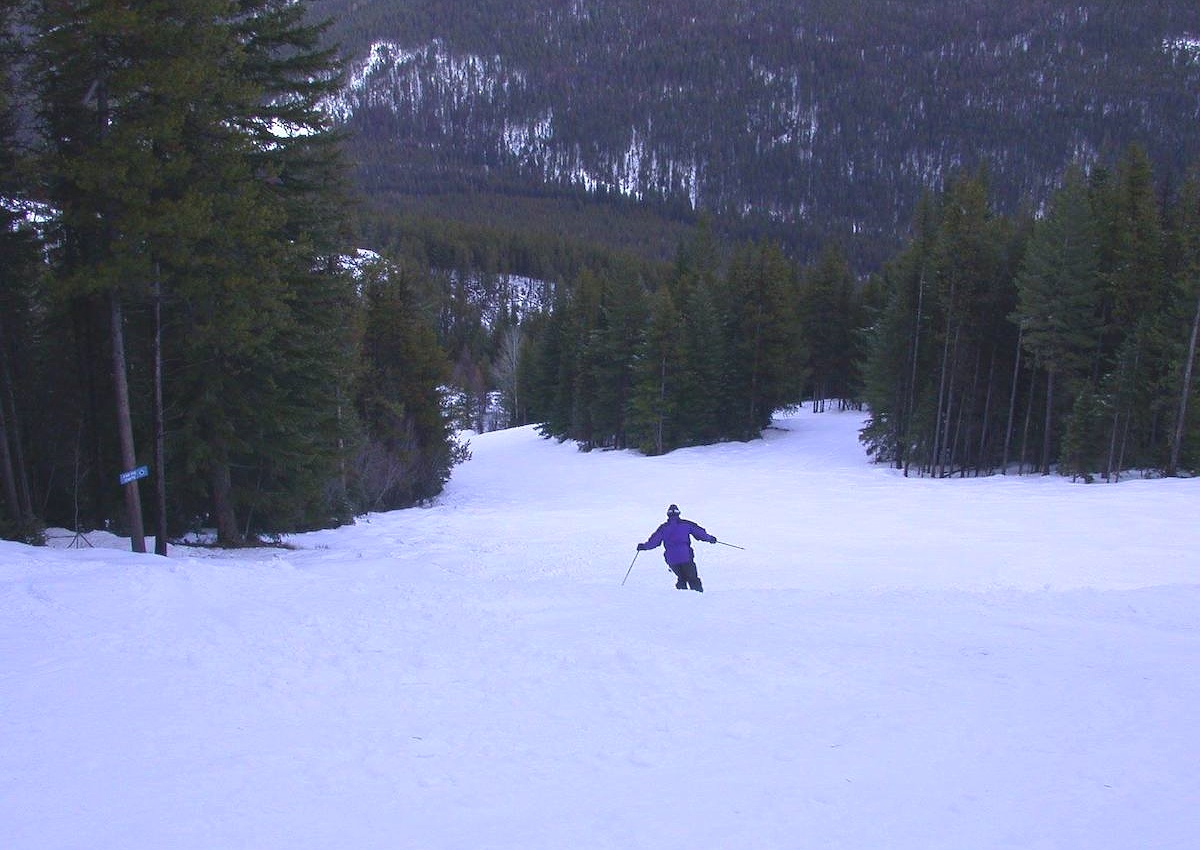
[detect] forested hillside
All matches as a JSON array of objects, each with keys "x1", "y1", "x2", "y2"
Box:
[
  {"x1": 313, "y1": 0, "x2": 1200, "y2": 267},
  {"x1": 4, "y1": 1, "x2": 1200, "y2": 549}
]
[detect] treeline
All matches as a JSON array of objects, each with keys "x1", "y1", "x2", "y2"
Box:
[
  {"x1": 355, "y1": 207, "x2": 680, "y2": 432},
  {"x1": 517, "y1": 229, "x2": 863, "y2": 454},
  {"x1": 501, "y1": 144, "x2": 1200, "y2": 480},
  {"x1": 0, "y1": 1, "x2": 463, "y2": 548},
  {"x1": 860, "y1": 148, "x2": 1200, "y2": 480}
]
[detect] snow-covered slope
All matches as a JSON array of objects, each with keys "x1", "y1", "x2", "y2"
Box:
[{"x1": 3, "y1": 410, "x2": 1198, "y2": 849}]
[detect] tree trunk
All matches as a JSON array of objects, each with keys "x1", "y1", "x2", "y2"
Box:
[
  {"x1": 72, "y1": 302, "x2": 106, "y2": 528},
  {"x1": 747, "y1": 312, "x2": 762, "y2": 434},
  {"x1": 935, "y1": 321, "x2": 961, "y2": 478},
  {"x1": 655, "y1": 353, "x2": 666, "y2": 456},
  {"x1": 1106, "y1": 410, "x2": 1121, "y2": 483},
  {"x1": 1003, "y1": 324, "x2": 1023, "y2": 473},
  {"x1": 900, "y1": 269, "x2": 925, "y2": 473},
  {"x1": 1020, "y1": 368, "x2": 1038, "y2": 475},
  {"x1": 931, "y1": 318, "x2": 953, "y2": 477},
  {"x1": 152, "y1": 275, "x2": 168, "y2": 555},
  {"x1": 0, "y1": 319, "x2": 35, "y2": 530},
  {"x1": 0, "y1": 390, "x2": 20, "y2": 527},
  {"x1": 110, "y1": 294, "x2": 146, "y2": 553},
  {"x1": 1040, "y1": 367, "x2": 1056, "y2": 475},
  {"x1": 1116, "y1": 404, "x2": 1133, "y2": 481},
  {"x1": 977, "y1": 346, "x2": 996, "y2": 475},
  {"x1": 0, "y1": 337, "x2": 25, "y2": 526},
  {"x1": 210, "y1": 457, "x2": 240, "y2": 546},
  {"x1": 1109, "y1": 347, "x2": 1140, "y2": 482},
  {"x1": 1168, "y1": 293, "x2": 1200, "y2": 476}
]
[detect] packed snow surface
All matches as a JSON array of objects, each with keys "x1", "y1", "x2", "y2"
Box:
[{"x1": 3, "y1": 410, "x2": 1199, "y2": 849}]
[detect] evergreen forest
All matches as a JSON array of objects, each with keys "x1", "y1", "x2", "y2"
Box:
[
  {"x1": 313, "y1": 0, "x2": 1200, "y2": 269},
  {"x1": 1, "y1": 0, "x2": 466, "y2": 548},
  {"x1": 511, "y1": 151, "x2": 1200, "y2": 487},
  {"x1": 3, "y1": 0, "x2": 1200, "y2": 550}
]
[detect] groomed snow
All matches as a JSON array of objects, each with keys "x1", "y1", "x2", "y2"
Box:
[{"x1": 3, "y1": 410, "x2": 1198, "y2": 849}]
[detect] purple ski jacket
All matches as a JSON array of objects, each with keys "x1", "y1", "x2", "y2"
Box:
[{"x1": 640, "y1": 516, "x2": 716, "y2": 566}]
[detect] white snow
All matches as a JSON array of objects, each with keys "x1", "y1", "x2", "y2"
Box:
[
  {"x1": 329, "y1": 40, "x2": 525, "y2": 124},
  {"x1": 3, "y1": 409, "x2": 1199, "y2": 849},
  {"x1": 1163, "y1": 35, "x2": 1200, "y2": 62}
]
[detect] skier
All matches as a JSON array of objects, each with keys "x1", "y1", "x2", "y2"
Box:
[{"x1": 636, "y1": 504, "x2": 717, "y2": 592}]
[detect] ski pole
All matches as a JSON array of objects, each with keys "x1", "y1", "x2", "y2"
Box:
[
  {"x1": 717, "y1": 540, "x2": 745, "y2": 550},
  {"x1": 621, "y1": 550, "x2": 640, "y2": 586}
]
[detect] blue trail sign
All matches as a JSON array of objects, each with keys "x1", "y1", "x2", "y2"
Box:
[{"x1": 118, "y1": 465, "x2": 149, "y2": 485}]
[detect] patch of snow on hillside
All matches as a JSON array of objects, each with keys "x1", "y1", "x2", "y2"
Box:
[
  {"x1": 1163, "y1": 34, "x2": 1200, "y2": 62},
  {"x1": 329, "y1": 40, "x2": 526, "y2": 123}
]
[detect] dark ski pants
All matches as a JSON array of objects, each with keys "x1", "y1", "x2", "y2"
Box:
[{"x1": 669, "y1": 561, "x2": 703, "y2": 592}]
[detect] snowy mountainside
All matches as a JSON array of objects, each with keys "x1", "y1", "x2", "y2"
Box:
[
  {"x1": 328, "y1": 38, "x2": 703, "y2": 207},
  {"x1": 317, "y1": 0, "x2": 1200, "y2": 263}
]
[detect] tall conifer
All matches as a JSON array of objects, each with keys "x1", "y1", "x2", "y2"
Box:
[
  {"x1": 1012, "y1": 167, "x2": 1102, "y2": 474},
  {"x1": 1167, "y1": 169, "x2": 1200, "y2": 475},
  {"x1": 0, "y1": 0, "x2": 40, "y2": 541}
]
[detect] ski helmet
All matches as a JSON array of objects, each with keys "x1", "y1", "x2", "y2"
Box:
[{"x1": 667, "y1": 504, "x2": 680, "y2": 516}]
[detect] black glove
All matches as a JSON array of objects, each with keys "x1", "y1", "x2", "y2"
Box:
[
  {"x1": 636, "y1": 543, "x2": 647, "y2": 551},
  {"x1": 709, "y1": 536, "x2": 718, "y2": 544}
]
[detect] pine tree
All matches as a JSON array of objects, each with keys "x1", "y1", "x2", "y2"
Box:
[
  {"x1": 928, "y1": 172, "x2": 1008, "y2": 477},
  {"x1": 674, "y1": 273, "x2": 725, "y2": 446},
  {"x1": 0, "y1": 0, "x2": 41, "y2": 542},
  {"x1": 34, "y1": 0, "x2": 358, "y2": 545},
  {"x1": 34, "y1": 0, "x2": 232, "y2": 550},
  {"x1": 862, "y1": 176, "x2": 1020, "y2": 477},
  {"x1": 579, "y1": 264, "x2": 649, "y2": 448},
  {"x1": 565, "y1": 268, "x2": 605, "y2": 446},
  {"x1": 1094, "y1": 146, "x2": 1170, "y2": 474},
  {"x1": 723, "y1": 240, "x2": 806, "y2": 436},
  {"x1": 1166, "y1": 168, "x2": 1200, "y2": 475},
  {"x1": 800, "y1": 243, "x2": 856, "y2": 413},
  {"x1": 627, "y1": 285, "x2": 683, "y2": 455},
  {"x1": 859, "y1": 193, "x2": 941, "y2": 471},
  {"x1": 1012, "y1": 166, "x2": 1102, "y2": 474},
  {"x1": 354, "y1": 257, "x2": 463, "y2": 510}
]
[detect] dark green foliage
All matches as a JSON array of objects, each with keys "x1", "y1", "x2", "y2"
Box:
[
  {"x1": 528, "y1": 230, "x2": 817, "y2": 455},
  {"x1": 521, "y1": 263, "x2": 652, "y2": 449},
  {"x1": 1060, "y1": 385, "x2": 1108, "y2": 482},
  {"x1": 1064, "y1": 147, "x2": 1176, "y2": 478},
  {"x1": 863, "y1": 150, "x2": 1200, "y2": 479},
  {"x1": 1166, "y1": 169, "x2": 1200, "y2": 475},
  {"x1": 800, "y1": 244, "x2": 858, "y2": 413},
  {"x1": 861, "y1": 175, "x2": 1026, "y2": 476},
  {"x1": 859, "y1": 194, "x2": 941, "y2": 469},
  {"x1": 722, "y1": 240, "x2": 807, "y2": 436},
  {"x1": 625, "y1": 286, "x2": 684, "y2": 455},
  {"x1": 354, "y1": 257, "x2": 466, "y2": 510},
  {"x1": 1012, "y1": 166, "x2": 1103, "y2": 473},
  {"x1": 157, "y1": 0, "x2": 361, "y2": 541},
  {"x1": 1014, "y1": 167, "x2": 1102, "y2": 384},
  {"x1": 0, "y1": 1, "x2": 42, "y2": 542},
  {"x1": 3, "y1": 0, "x2": 464, "y2": 546}
]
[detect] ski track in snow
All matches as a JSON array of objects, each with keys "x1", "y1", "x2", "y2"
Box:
[{"x1": 2, "y1": 410, "x2": 1199, "y2": 849}]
